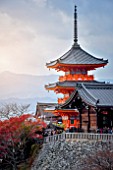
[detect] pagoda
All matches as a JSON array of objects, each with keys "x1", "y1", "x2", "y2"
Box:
[
  {"x1": 45, "y1": 6, "x2": 107, "y2": 104},
  {"x1": 44, "y1": 6, "x2": 108, "y2": 130}
]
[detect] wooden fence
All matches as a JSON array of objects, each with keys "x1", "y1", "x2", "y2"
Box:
[{"x1": 44, "y1": 133, "x2": 113, "y2": 143}]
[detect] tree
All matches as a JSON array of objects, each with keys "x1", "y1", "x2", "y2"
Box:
[
  {"x1": 0, "y1": 114, "x2": 46, "y2": 170},
  {"x1": 0, "y1": 103, "x2": 30, "y2": 119},
  {"x1": 80, "y1": 142, "x2": 113, "y2": 170}
]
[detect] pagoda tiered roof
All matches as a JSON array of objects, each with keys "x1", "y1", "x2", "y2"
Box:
[
  {"x1": 45, "y1": 80, "x2": 105, "y2": 91},
  {"x1": 46, "y1": 44, "x2": 108, "y2": 70},
  {"x1": 45, "y1": 81, "x2": 77, "y2": 90}
]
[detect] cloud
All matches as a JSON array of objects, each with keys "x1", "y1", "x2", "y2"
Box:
[
  {"x1": 76, "y1": 1, "x2": 113, "y2": 79},
  {"x1": 0, "y1": 11, "x2": 37, "y2": 73},
  {"x1": 0, "y1": 5, "x2": 72, "y2": 75},
  {"x1": 0, "y1": 12, "x2": 35, "y2": 46},
  {"x1": 0, "y1": 0, "x2": 113, "y2": 80},
  {"x1": 32, "y1": 0, "x2": 47, "y2": 6}
]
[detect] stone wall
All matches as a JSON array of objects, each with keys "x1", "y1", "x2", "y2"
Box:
[{"x1": 31, "y1": 140, "x2": 113, "y2": 170}]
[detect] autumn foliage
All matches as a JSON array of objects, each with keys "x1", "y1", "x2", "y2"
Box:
[{"x1": 0, "y1": 114, "x2": 46, "y2": 169}]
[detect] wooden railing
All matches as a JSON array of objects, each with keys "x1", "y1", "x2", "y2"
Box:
[
  {"x1": 44, "y1": 133, "x2": 113, "y2": 143},
  {"x1": 59, "y1": 74, "x2": 94, "y2": 82}
]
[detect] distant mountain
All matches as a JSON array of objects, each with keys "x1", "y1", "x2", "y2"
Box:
[
  {"x1": 0, "y1": 71, "x2": 59, "y2": 111},
  {"x1": 0, "y1": 72, "x2": 112, "y2": 112},
  {"x1": 0, "y1": 97, "x2": 55, "y2": 113}
]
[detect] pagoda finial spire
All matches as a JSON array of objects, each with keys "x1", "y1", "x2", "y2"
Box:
[{"x1": 74, "y1": 5, "x2": 78, "y2": 46}]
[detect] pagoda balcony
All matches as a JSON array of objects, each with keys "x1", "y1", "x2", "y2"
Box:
[
  {"x1": 58, "y1": 97, "x2": 69, "y2": 104},
  {"x1": 59, "y1": 74, "x2": 94, "y2": 82}
]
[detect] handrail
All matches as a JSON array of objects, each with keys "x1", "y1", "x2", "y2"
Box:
[{"x1": 44, "y1": 133, "x2": 113, "y2": 143}]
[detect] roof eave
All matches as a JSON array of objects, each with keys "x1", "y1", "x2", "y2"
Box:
[
  {"x1": 46, "y1": 63, "x2": 107, "y2": 70},
  {"x1": 97, "y1": 104, "x2": 113, "y2": 108}
]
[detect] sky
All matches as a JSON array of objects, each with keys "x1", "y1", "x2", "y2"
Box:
[{"x1": 0, "y1": 0, "x2": 113, "y2": 80}]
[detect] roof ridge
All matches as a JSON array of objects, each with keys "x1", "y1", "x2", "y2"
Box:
[
  {"x1": 80, "y1": 83, "x2": 98, "y2": 104},
  {"x1": 85, "y1": 83, "x2": 113, "y2": 89},
  {"x1": 60, "y1": 48, "x2": 72, "y2": 60}
]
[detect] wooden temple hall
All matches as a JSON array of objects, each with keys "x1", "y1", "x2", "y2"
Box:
[{"x1": 36, "y1": 6, "x2": 113, "y2": 132}]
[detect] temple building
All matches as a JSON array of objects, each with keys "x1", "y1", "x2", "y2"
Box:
[{"x1": 36, "y1": 6, "x2": 113, "y2": 132}]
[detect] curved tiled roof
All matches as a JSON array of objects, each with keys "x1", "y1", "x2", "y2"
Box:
[
  {"x1": 57, "y1": 82, "x2": 113, "y2": 109},
  {"x1": 77, "y1": 83, "x2": 113, "y2": 107},
  {"x1": 45, "y1": 80, "x2": 105, "y2": 89},
  {"x1": 45, "y1": 81, "x2": 77, "y2": 89},
  {"x1": 46, "y1": 44, "x2": 108, "y2": 68},
  {"x1": 36, "y1": 102, "x2": 57, "y2": 117}
]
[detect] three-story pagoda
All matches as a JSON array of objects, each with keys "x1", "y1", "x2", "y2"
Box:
[
  {"x1": 44, "y1": 6, "x2": 108, "y2": 130},
  {"x1": 45, "y1": 6, "x2": 107, "y2": 104}
]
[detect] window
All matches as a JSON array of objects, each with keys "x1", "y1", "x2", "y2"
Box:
[{"x1": 70, "y1": 120, "x2": 74, "y2": 124}]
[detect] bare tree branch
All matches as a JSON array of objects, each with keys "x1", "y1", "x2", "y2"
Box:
[{"x1": 0, "y1": 103, "x2": 30, "y2": 119}]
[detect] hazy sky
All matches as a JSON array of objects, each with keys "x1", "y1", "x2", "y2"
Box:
[{"x1": 0, "y1": 0, "x2": 113, "y2": 80}]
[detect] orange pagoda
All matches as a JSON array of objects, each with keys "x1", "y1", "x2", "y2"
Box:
[{"x1": 44, "y1": 6, "x2": 108, "y2": 130}]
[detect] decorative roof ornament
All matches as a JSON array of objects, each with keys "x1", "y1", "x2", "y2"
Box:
[
  {"x1": 73, "y1": 5, "x2": 80, "y2": 48},
  {"x1": 74, "y1": 6, "x2": 77, "y2": 43}
]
